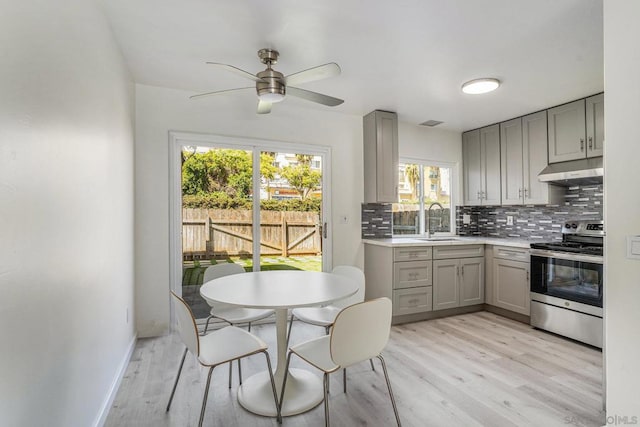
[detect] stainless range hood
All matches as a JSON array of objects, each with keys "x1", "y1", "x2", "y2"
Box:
[{"x1": 538, "y1": 157, "x2": 603, "y2": 186}]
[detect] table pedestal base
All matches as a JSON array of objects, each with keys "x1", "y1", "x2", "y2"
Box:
[{"x1": 237, "y1": 368, "x2": 323, "y2": 417}]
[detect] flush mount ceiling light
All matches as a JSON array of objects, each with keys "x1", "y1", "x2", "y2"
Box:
[{"x1": 461, "y1": 78, "x2": 501, "y2": 94}]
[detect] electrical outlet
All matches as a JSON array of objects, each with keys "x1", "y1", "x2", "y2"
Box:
[
  {"x1": 506, "y1": 216, "x2": 514, "y2": 226},
  {"x1": 463, "y1": 214, "x2": 471, "y2": 225}
]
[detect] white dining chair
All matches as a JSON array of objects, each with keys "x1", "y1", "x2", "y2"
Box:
[
  {"x1": 286, "y1": 265, "x2": 375, "y2": 371},
  {"x1": 201, "y1": 262, "x2": 275, "y2": 387},
  {"x1": 287, "y1": 265, "x2": 365, "y2": 339},
  {"x1": 167, "y1": 292, "x2": 280, "y2": 427},
  {"x1": 202, "y1": 262, "x2": 275, "y2": 335},
  {"x1": 278, "y1": 297, "x2": 401, "y2": 426}
]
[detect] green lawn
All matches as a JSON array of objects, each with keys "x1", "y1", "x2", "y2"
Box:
[{"x1": 182, "y1": 255, "x2": 322, "y2": 286}]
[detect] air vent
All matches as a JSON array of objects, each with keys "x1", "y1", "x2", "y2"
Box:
[{"x1": 419, "y1": 120, "x2": 443, "y2": 127}]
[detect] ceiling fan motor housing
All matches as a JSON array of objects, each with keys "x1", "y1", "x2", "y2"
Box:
[{"x1": 256, "y1": 68, "x2": 286, "y2": 99}]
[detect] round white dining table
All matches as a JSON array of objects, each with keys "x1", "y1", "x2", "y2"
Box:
[{"x1": 199, "y1": 270, "x2": 358, "y2": 417}]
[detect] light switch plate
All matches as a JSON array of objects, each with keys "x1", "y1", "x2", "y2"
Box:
[{"x1": 627, "y1": 236, "x2": 640, "y2": 259}]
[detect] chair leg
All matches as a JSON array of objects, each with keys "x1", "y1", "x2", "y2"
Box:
[
  {"x1": 370, "y1": 358, "x2": 376, "y2": 371},
  {"x1": 228, "y1": 362, "x2": 233, "y2": 389},
  {"x1": 166, "y1": 347, "x2": 188, "y2": 412},
  {"x1": 248, "y1": 321, "x2": 252, "y2": 333},
  {"x1": 286, "y1": 314, "x2": 294, "y2": 346},
  {"x1": 377, "y1": 355, "x2": 401, "y2": 427},
  {"x1": 323, "y1": 372, "x2": 330, "y2": 427},
  {"x1": 278, "y1": 352, "x2": 294, "y2": 420},
  {"x1": 238, "y1": 359, "x2": 242, "y2": 385},
  {"x1": 198, "y1": 366, "x2": 215, "y2": 427},
  {"x1": 325, "y1": 325, "x2": 330, "y2": 335},
  {"x1": 203, "y1": 315, "x2": 214, "y2": 335},
  {"x1": 343, "y1": 368, "x2": 347, "y2": 393},
  {"x1": 262, "y1": 350, "x2": 281, "y2": 424}
]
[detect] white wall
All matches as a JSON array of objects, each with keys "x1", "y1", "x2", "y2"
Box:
[
  {"x1": 603, "y1": 0, "x2": 640, "y2": 418},
  {"x1": 0, "y1": 1, "x2": 135, "y2": 426},
  {"x1": 134, "y1": 85, "x2": 462, "y2": 337}
]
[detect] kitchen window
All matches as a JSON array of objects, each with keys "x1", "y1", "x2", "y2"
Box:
[{"x1": 392, "y1": 160, "x2": 455, "y2": 236}]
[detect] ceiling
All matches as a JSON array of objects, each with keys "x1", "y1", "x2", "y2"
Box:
[{"x1": 100, "y1": 0, "x2": 603, "y2": 132}]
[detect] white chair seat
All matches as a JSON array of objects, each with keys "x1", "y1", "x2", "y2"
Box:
[
  {"x1": 198, "y1": 325, "x2": 267, "y2": 366},
  {"x1": 290, "y1": 306, "x2": 340, "y2": 327},
  {"x1": 289, "y1": 335, "x2": 339, "y2": 373},
  {"x1": 211, "y1": 307, "x2": 274, "y2": 325}
]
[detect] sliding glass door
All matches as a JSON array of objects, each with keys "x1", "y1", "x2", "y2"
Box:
[{"x1": 170, "y1": 133, "x2": 331, "y2": 318}]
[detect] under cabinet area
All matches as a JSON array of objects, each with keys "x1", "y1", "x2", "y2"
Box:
[
  {"x1": 488, "y1": 245, "x2": 530, "y2": 316},
  {"x1": 432, "y1": 245, "x2": 485, "y2": 310}
]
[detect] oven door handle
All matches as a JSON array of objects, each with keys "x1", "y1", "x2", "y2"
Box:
[{"x1": 529, "y1": 249, "x2": 603, "y2": 264}]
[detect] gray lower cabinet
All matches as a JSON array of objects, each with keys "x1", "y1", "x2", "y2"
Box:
[
  {"x1": 491, "y1": 246, "x2": 530, "y2": 316},
  {"x1": 364, "y1": 245, "x2": 433, "y2": 317},
  {"x1": 432, "y1": 245, "x2": 485, "y2": 310}
]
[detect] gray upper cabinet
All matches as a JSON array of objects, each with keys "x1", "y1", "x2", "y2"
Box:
[
  {"x1": 548, "y1": 94, "x2": 604, "y2": 163},
  {"x1": 501, "y1": 112, "x2": 562, "y2": 205},
  {"x1": 363, "y1": 110, "x2": 399, "y2": 203},
  {"x1": 463, "y1": 124, "x2": 501, "y2": 206},
  {"x1": 586, "y1": 93, "x2": 604, "y2": 158},
  {"x1": 548, "y1": 99, "x2": 587, "y2": 163}
]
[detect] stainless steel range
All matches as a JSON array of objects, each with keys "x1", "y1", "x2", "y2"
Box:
[{"x1": 529, "y1": 220, "x2": 604, "y2": 348}]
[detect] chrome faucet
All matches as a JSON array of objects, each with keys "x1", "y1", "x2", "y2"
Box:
[{"x1": 426, "y1": 202, "x2": 443, "y2": 238}]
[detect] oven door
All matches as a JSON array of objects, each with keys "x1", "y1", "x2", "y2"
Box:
[{"x1": 530, "y1": 251, "x2": 603, "y2": 308}]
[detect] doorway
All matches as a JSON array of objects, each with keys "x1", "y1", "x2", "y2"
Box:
[{"x1": 169, "y1": 132, "x2": 332, "y2": 318}]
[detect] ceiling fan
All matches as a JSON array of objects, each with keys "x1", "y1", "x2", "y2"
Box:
[{"x1": 190, "y1": 48, "x2": 344, "y2": 114}]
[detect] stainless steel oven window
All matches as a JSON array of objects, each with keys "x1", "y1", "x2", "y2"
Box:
[{"x1": 544, "y1": 258, "x2": 603, "y2": 307}]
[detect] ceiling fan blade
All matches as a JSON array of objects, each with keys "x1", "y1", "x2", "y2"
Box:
[
  {"x1": 286, "y1": 86, "x2": 344, "y2": 107},
  {"x1": 285, "y1": 63, "x2": 341, "y2": 86},
  {"x1": 205, "y1": 62, "x2": 265, "y2": 82},
  {"x1": 189, "y1": 87, "x2": 253, "y2": 100},
  {"x1": 257, "y1": 100, "x2": 272, "y2": 114}
]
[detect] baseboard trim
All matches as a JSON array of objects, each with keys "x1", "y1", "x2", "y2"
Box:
[{"x1": 93, "y1": 333, "x2": 137, "y2": 427}]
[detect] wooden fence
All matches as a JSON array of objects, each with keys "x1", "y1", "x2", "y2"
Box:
[{"x1": 182, "y1": 208, "x2": 321, "y2": 260}]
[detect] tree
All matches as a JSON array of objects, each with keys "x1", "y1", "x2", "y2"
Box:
[
  {"x1": 280, "y1": 163, "x2": 322, "y2": 199},
  {"x1": 295, "y1": 154, "x2": 314, "y2": 165},
  {"x1": 405, "y1": 164, "x2": 420, "y2": 200}
]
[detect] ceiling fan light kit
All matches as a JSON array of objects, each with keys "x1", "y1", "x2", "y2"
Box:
[
  {"x1": 461, "y1": 78, "x2": 501, "y2": 94},
  {"x1": 191, "y1": 48, "x2": 344, "y2": 114}
]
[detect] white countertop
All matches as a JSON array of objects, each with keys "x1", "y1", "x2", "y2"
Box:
[{"x1": 362, "y1": 236, "x2": 532, "y2": 249}]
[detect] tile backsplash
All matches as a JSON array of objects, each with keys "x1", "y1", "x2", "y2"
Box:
[
  {"x1": 456, "y1": 184, "x2": 603, "y2": 241},
  {"x1": 362, "y1": 184, "x2": 603, "y2": 240},
  {"x1": 361, "y1": 203, "x2": 393, "y2": 238}
]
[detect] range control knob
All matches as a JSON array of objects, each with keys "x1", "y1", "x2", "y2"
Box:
[
  {"x1": 565, "y1": 223, "x2": 571, "y2": 229},
  {"x1": 571, "y1": 223, "x2": 578, "y2": 229}
]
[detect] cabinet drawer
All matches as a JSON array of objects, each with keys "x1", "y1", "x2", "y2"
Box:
[
  {"x1": 393, "y1": 286, "x2": 433, "y2": 316},
  {"x1": 433, "y1": 245, "x2": 484, "y2": 260},
  {"x1": 393, "y1": 261, "x2": 431, "y2": 289},
  {"x1": 493, "y1": 245, "x2": 529, "y2": 262},
  {"x1": 393, "y1": 246, "x2": 432, "y2": 262}
]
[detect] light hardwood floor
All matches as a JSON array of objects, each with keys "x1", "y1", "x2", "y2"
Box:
[{"x1": 105, "y1": 311, "x2": 605, "y2": 427}]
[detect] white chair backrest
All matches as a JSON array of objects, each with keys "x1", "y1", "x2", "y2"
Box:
[
  {"x1": 171, "y1": 292, "x2": 200, "y2": 357},
  {"x1": 331, "y1": 265, "x2": 365, "y2": 309},
  {"x1": 330, "y1": 297, "x2": 392, "y2": 367},
  {"x1": 203, "y1": 263, "x2": 246, "y2": 311},
  {"x1": 203, "y1": 262, "x2": 246, "y2": 282}
]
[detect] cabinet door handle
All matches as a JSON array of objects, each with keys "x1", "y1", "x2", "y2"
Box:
[
  {"x1": 524, "y1": 188, "x2": 528, "y2": 198},
  {"x1": 456, "y1": 265, "x2": 460, "y2": 276},
  {"x1": 588, "y1": 136, "x2": 593, "y2": 150},
  {"x1": 580, "y1": 138, "x2": 585, "y2": 151},
  {"x1": 518, "y1": 188, "x2": 522, "y2": 198},
  {"x1": 461, "y1": 265, "x2": 464, "y2": 276},
  {"x1": 526, "y1": 271, "x2": 530, "y2": 281}
]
